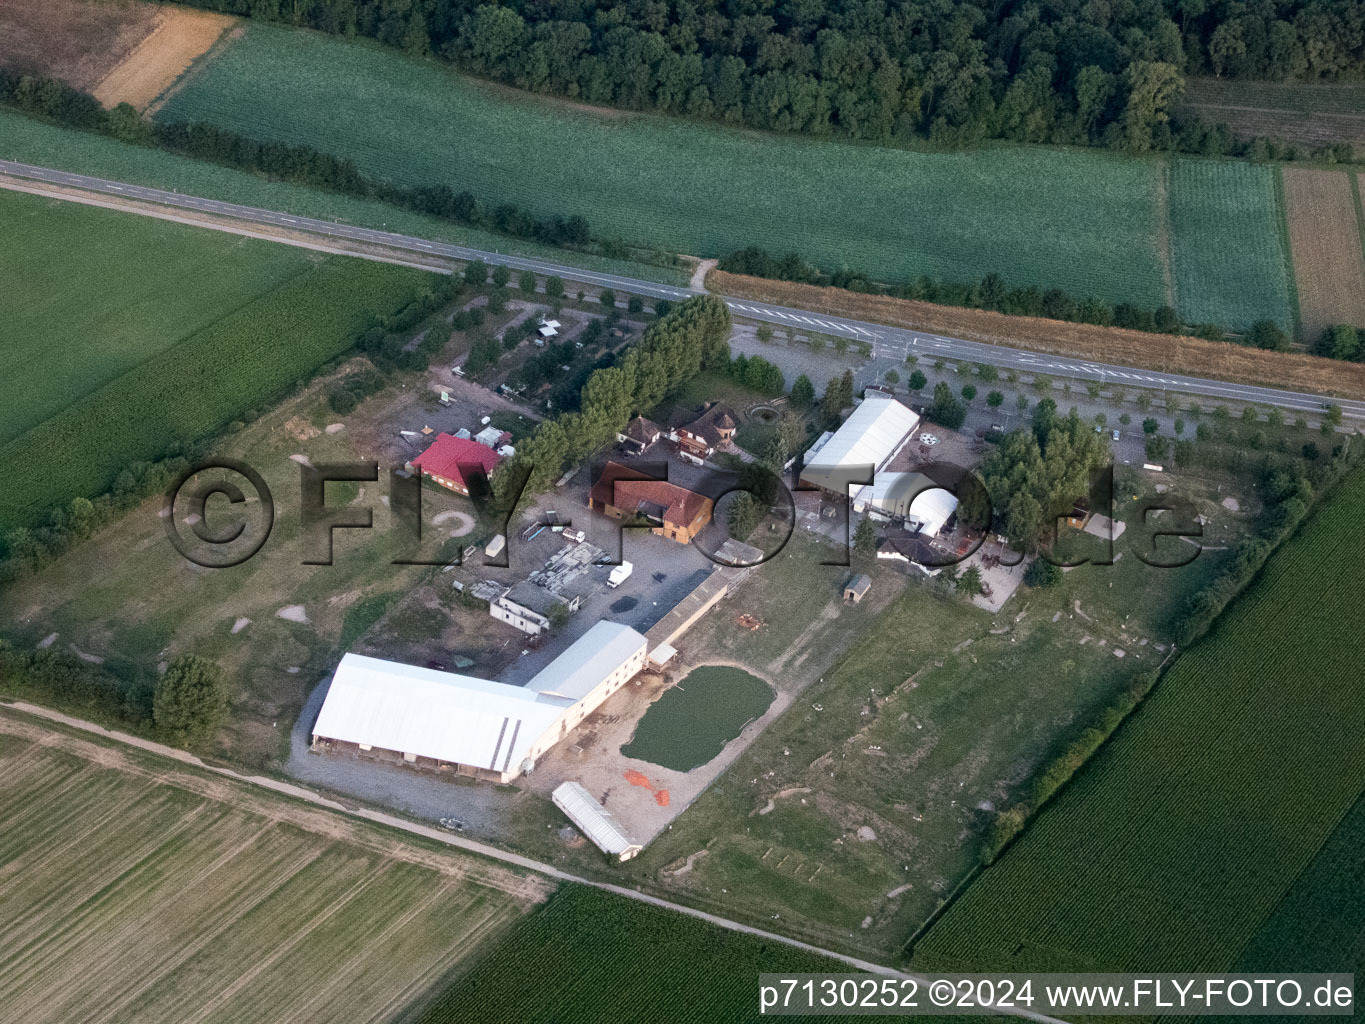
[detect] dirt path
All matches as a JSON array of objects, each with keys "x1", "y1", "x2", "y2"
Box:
[
  {"x1": 0, "y1": 700, "x2": 1068, "y2": 1019},
  {"x1": 1155, "y1": 161, "x2": 1176, "y2": 309},
  {"x1": 690, "y1": 258, "x2": 717, "y2": 292}
]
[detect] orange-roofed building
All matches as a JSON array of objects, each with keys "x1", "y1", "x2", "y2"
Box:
[{"x1": 589, "y1": 461, "x2": 714, "y2": 543}]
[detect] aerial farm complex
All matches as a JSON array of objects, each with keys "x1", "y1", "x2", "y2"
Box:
[{"x1": 2, "y1": 0, "x2": 1363, "y2": 1018}]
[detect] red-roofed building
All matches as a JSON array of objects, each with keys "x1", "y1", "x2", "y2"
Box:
[
  {"x1": 589, "y1": 461, "x2": 714, "y2": 543},
  {"x1": 407, "y1": 433, "x2": 502, "y2": 496}
]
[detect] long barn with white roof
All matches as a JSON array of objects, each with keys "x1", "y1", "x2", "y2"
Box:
[
  {"x1": 799, "y1": 395, "x2": 920, "y2": 496},
  {"x1": 311, "y1": 620, "x2": 647, "y2": 783}
]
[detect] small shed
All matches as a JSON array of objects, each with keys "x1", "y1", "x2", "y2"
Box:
[
  {"x1": 647, "y1": 642, "x2": 678, "y2": 669},
  {"x1": 552, "y1": 781, "x2": 643, "y2": 861},
  {"x1": 843, "y1": 573, "x2": 872, "y2": 604}
]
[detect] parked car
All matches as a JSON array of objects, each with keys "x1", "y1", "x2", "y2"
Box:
[{"x1": 1111, "y1": 429, "x2": 1121, "y2": 441}]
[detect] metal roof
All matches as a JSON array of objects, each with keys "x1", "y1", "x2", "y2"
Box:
[
  {"x1": 312, "y1": 654, "x2": 565, "y2": 774},
  {"x1": 850, "y1": 472, "x2": 959, "y2": 535},
  {"x1": 528, "y1": 620, "x2": 646, "y2": 701},
  {"x1": 552, "y1": 781, "x2": 642, "y2": 859},
  {"x1": 800, "y1": 398, "x2": 920, "y2": 494}
]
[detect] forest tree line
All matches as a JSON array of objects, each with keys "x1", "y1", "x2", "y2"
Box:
[{"x1": 176, "y1": 0, "x2": 1365, "y2": 153}]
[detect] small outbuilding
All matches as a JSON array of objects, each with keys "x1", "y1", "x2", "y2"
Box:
[
  {"x1": 843, "y1": 573, "x2": 872, "y2": 603},
  {"x1": 552, "y1": 781, "x2": 642, "y2": 861}
]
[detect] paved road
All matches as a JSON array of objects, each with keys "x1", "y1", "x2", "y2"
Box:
[
  {"x1": 3, "y1": 700, "x2": 1068, "y2": 1024},
  {"x1": 4, "y1": 158, "x2": 1361, "y2": 422}
]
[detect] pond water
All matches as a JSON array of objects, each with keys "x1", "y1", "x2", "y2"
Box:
[{"x1": 621, "y1": 665, "x2": 773, "y2": 772}]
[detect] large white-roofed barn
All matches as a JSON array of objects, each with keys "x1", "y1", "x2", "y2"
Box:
[
  {"x1": 799, "y1": 395, "x2": 920, "y2": 497},
  {"x1": 311, "y1": 620, "x2": 647, "y2": 783}
]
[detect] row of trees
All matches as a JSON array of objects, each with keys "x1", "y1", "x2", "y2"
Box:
[
  {"x1": 494, "y1": 296, "x2": 732, "y2": 499},
  {"x1": 0, "y1": 72, "x2": 598, "y2": 251},
  {"x1": 1, "y1": 455, "x2": 196, "y2": 578},
  {"x1": 721, "y1": 247, "x2": 1294, "y2": 343},
  {"x1": 0, "y1": 643, "x2": 229, "y2": 747},
  {"x1": 177, "y1": 0, "x2": 1364, "y2": 155},
  {"x1": 1315, "y1": 324, "x2": 1365, "y2": 361}
]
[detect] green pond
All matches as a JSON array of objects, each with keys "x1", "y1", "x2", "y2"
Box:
[{"x1": 621, "y1": 666, "x2": 773, "y2": 772}]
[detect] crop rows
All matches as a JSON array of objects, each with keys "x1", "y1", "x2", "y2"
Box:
[
  {"x1": 911, "y1": 468, "x2": 1365, "y2": 973},
  {"x1": 413, "y1": 885, "x2": 876, "y2": 1023},
  {"x1": 0, "y1": 187, "x2": 314, "y2": 445},
  {"x1": 1167, "y1": 158, "x2": 1297, "y2": 330},
  {"x1": 159, "y1": 23, "x2": 1171, "y2": 307},
  {"x1": 0, "y1": 725, "x2": 533, "y2": 1024},
  {"x1": 0, "y1": 256, "x2": 433, "y2": 530}
]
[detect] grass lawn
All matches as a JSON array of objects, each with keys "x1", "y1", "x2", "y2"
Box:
[
  {"x1": 0, "y1": 711, "x2": 545, "y2": 1024},
  {"x1": 0, "y1": 109, "x2": 690, "y2": 287},
  {"x1": 0, "y1": 372, "x2": 443, "y2": 767},
  {"x1": 1168, "y1": 158, "x2": 1296, "y2": 330},
  {"x1": 159, "y1": 24, "x2": 1171, "y2": 308},
  {"x1": 910, "y1": 466, "x2": 1365, "y2": 972},
  {"x1": 623, "y1": 461, "x2": 1239, "y2": 961},
  {"x1": 0, "y1": 188, "x2": 314, "y2": 444}
]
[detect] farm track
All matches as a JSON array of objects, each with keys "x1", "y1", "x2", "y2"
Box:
[
  {"x1": 4, "y1": 161, "x2": 1364, "y2": 421},
  {"x1": 0, "y1": 703, "x2": 1070, "y2": 1023}
]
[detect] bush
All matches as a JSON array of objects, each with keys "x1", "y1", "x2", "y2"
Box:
[
  {"x1": 1024, "y1": 558, "x2": 1062, "y2": 588},
  {"x1": 153, "y1": 655, "x2": 229, "y2": 746}
]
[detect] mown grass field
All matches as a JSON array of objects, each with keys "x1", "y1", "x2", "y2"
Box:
[
  {"x1": 0, "y1": 109, "x2": 689, "y2": 286},
  {"x1": 0, "y1": 221, "x2": 435, "y2": 531},
  {"x1": 1167, "y1": 158, "x2": 1297, "y2": 330},
  {"x1": 157, "y1": 23, "x2": 1173, "y2": 309},
  {"x1": 910, "y1": 466, "x2": 1365, "y2": 972},
  {"x1": 0, "y1": 188, "x2": 314, "y2": 444},
  {"x1": 0, "y1": 709, "x2": 547, "y2": 1024}
]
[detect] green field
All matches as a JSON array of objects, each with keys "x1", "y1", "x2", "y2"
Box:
[
  {"x1": 0, "y1": 711, "x2": 544, "y2": 1024},
  {"x1": 1168, "y1": 159, "x2": 1297, "y2": 330},
  {"x1": 621, "y1": 665, "x2": 773, "y2": 772},
  {"x1": 404, "y1": 885, "x2": 877, "y2": 1024},
  {"x1": 910, "y1": 467, "x2": 1365, "y2": 972},
  {"x1": 0, "y1": 189, "x2": 314, "y2": 444},
  {"x1": 157, "y1": 24, "x2": 1173, "y2": 309},
  {"x1": 0, "y1": 195, "x2": 435, "y2": 529},
  {"x1": 0, "y1": 110, "x2": 689, "y2": 287},
  {"x1": 1234, "y1": 794, "x2": 1365, "y2": 981}
]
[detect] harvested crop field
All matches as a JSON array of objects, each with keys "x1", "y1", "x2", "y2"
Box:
[
  {"x1": 1282, "y1": 168, "x2": 1365, "y2": 340},
  {"x1": 1180, "y1": 78, "x2": 1365, "y2": 152},
  {"x1": 0, "y1": 707, "x2": 548, "y2": 1024},
  {"x1": 93, "y1": 7, "x2": 234, "y2": 111},
  {"x1": 0, "y1": 0, "x2": 159, "y2": 90},
  {"x1": 711, "y1": 270, "x2": 1365, "y2": 401}
]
